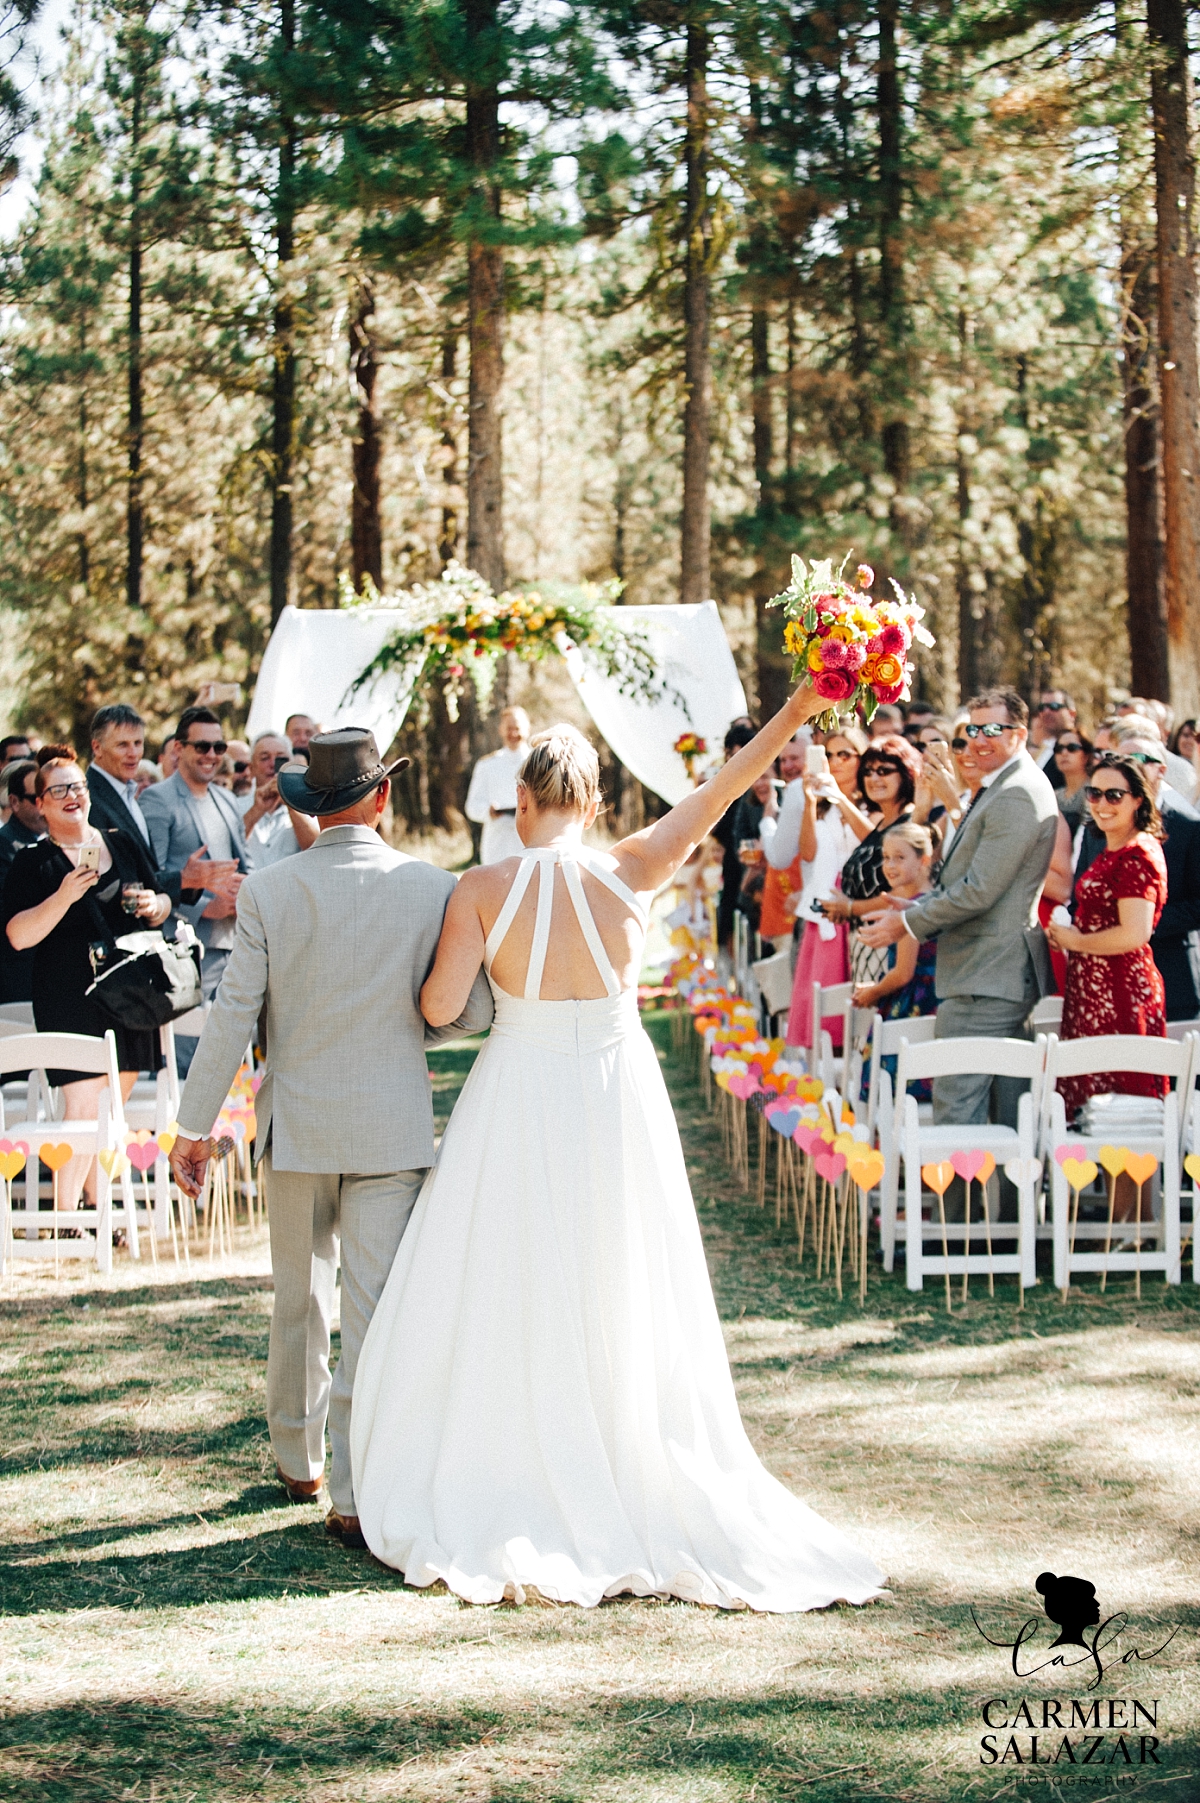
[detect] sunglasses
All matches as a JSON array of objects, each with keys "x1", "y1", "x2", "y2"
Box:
[
  {"x1": 232, "y1": 760, "x2": 250, "y2": 773},
  {"x1": 951, "y1": 736, "x2": 969, "y2": 751},
  {"x1": 1085, "y1": 784, "x2": 1133, "y2": 805},
  {"x1": 43, "y1": 781, "x2": 88, "y2": 801},
  {"x1": 1039, "y1": 701, "x2": 1069, "y2": 713},
  {"x1": 863, "y1": 760, "x2": 903, "y2": 777},
  {"x1": 1121, "y1": 751, "x2": 1164, "y2": 766},
  {"x1": 186, "y1": 738, "x2": 227, "y2": 755},
  {"x1": 826, "y1": 748, "x2": 859, "y2": 762},
  {"x1": 1055, "y1": 741, "x2": 1085, "y2": 754},
  {"x1": 960, "y1": 722, "x2": 1010, "y2": 740}
]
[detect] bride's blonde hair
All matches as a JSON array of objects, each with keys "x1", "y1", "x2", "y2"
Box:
[{"x1": 519, "y1": 725, "x2": 601, "y2": 814}]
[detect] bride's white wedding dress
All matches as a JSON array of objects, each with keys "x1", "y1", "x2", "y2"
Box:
[{"x1": 351, "y1": 845, "x2": 886, "y2": 1611}]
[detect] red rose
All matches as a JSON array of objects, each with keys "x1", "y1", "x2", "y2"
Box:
[
  {"x1": 874, "y1": 680, "x2": 906, "y2": 705},
  {"x1": 877, "y1": 623, "x2": 907, "y2": 655},
  {"x1": 813, "y1": 668, "x2": 856, "y2": 702}
]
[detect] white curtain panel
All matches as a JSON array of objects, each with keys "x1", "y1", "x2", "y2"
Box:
[{"x1": 247, "y1": 599, "x2": 747, "y2": 804}]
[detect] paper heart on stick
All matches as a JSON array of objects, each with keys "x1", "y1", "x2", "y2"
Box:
[
  {"x1": 833, "y1": 1132, "x2": 856, "y2": 1157},
  {"x1": 951, "y1": 1150, "x2": 996, "y2": 1185},
  {"x1": 814, "y1": 1149, "x2": 847, "y2": 1184},
  {"x1": 728, "y1": 1073, "x2": 760, "y2": 1102},
  {"x1": 847, "y1": 1148, "x2": 885, "y2": 1191},
  {"x1": 793, "y1": 1124, "x2": 820, "y2": 1154},
  {"x1": 1184, "y1": 1153, "x2": 1200, "y2": 1185},
  {"x1": 921, "y1": 1160, "x2": 955, "y2": 1196},
  {"x1": 768, "y1": 1107, "x2": 802, "y2": 1139},
  {"x1": 1004, "y1": 1158, "x2": 1043, "y2": 1188},
  {"x1": 1097, "y1": 1145, "x2": 1128, "y2": 1178},
  {"x1": 796, "y1": 1077, "x2": 824, "y2": 1103},
  {"x1": 126, "y1": 1140, "x2": 159, "y2": 1173},
  {"x1": 97, "y1": 1148, "x2": 128, "y2": 1178},
  {"x1": 0, "y1": 1140, "x2": 26, "y2": 1181},
  {"x1": 1054, "y1": 1143, "x2": 1087, "y2": 1169},
  {"x1": 713, "y1": 1070, "x2": 732, "y2": 1092},
  {"x1": 156, "y1": 1130, "x2": 177, "y2": 1156},
  {"x1": 38, "y1": 1142, "x2": 73, "y2": 1172},
  {"x1": 1125, "y1": 1151, "x2": 1157, "y2": 1187},
  {"x1": 1060, "y1": 1157, "x2": 1098, "y2": 1192}
]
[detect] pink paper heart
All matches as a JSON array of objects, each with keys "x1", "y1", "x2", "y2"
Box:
[
  {"x1": 126, "y1": 1141, "x2": 160, "y2": 1174},
  {"x1": 1054, "y1": 1143, "x2": 1087, "y2": 1169},
  {"x1": 951, "y1": 1150, "x2": 989, "y2": 1183},
  {"x1": 794, "y1": 1124, "x2": 819, "y2": 1154},
  {"x1": 728, "y1": 1073, "x2": 760, "y2": 1101},
  {"x1": 814, "y1": 1150, "x2": 847, "y2": 1183}
]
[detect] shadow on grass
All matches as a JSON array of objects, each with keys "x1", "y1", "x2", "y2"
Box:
[{"x1": 2, "y1": 1689, "x2": 1196, "y2": 1803}]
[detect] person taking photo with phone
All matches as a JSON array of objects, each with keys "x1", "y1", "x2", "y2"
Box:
[
  {"x1": 1, "y1": 746, "x2": 173, "y2": 1209},
  {"x1": 241, "y1": 733, "x2": 319, "y2": 869}
]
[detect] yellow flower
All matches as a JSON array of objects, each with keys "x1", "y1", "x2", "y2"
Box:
[{"x1": 807, "y1": 642, "x2": 826, "y2": 672}]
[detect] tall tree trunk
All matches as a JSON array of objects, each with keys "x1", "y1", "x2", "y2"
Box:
[
  {"x1": 465, "y1": 0, "x2": 504, "y2": 592},
  {"x1": 877, "y1": 0, "x2": 909, "y2": 494},
  {"x1": 680, "y1": 14, "x2": 710, "y2": 605},
  {"x1": 126, "y1": 81, "x2": 143, "y2": 612},
  {"x1": 1147, "y1": 0, "x2": 1200, "y2": 711},
  {"x1": 349, "y1": 271, "x2": 383, "y2": 592},
  {"x1": 1121, "y1": 230, "x2": 1169, "y2": 698},
  {"x1": 439, "y1": 327, "x2": 459, "y2": 568},
  {"x1": 77, "y1": 316, "x2": 89, "y2": 590},
  {"x1": 749, "y1": 240, "x2": 786, "y2": 718},
  {"x1": 270, "y1": 0, "x2": 296, "y2": 625},
  {"x1": 955, "y1": 311, "x2": 977, "y2": 700}
]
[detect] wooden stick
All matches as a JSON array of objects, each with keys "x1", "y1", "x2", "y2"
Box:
[
  {"x1": 982, "y1": 1173, "x2": 995, "y2": 1298},
  {"x1": 960, "y1": 1178, "x2": 971, "y2": 1306},
  {"x1": 52, "y1": 1167, "x2": 59, "y2": 1280},
  {"x1": 934, "y1": 1183, "x2": 952, "y2": 1316},
  {"x1": 143, "y1": 1171, "x2": 158, "y2": 1268},
  {"x1": 859, "y1": 1182, "x2": 868, "y2": 1307},
  {"x1": 1100, "y1": 1168, "x2": 1118, "y2": 1294},
  {"x1": 1062, "y1": 1181, "x2": 1083, "y2": 1304}
]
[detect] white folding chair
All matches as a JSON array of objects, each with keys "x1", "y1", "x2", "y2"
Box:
[
  {"x1": 1030, "y1": 995, "x2": 1063, "y2": 1033},
  {"x1": 870, "y1": 1014, "x2": 937, "y2": 1271},
  {"x1": 750, "y1": 949, "x2": 794, "y2": 1038},
  {"x1": 0, "y1": 1030, "x2": 129, "y2": 1275},
  {"x1": 897, "y1": 1035, "x2": 1046, "y2": 1292},
  {"x1": 811, "y1": 979, "x2": 854, "y2": 1091},
  {"x1": 124, "y1": 1022, "x2": 183, "y2": 1245},
  {"x1": 0, "y1": 1002, "x2": 34, "y2": 1025},
  {"x1": 1044, "y1": 1032, "x2": 1195, "y2": 1290}
]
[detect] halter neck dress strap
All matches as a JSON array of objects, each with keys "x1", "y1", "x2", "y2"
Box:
[{"x1": 483, "y1": 854, "x2": 540, "y2": 976}]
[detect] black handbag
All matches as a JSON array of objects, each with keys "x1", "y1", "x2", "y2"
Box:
[{"x1": 85, "y1": 926, "x2": 203, "y2": 1031}]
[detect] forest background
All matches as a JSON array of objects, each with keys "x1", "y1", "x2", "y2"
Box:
[{"x1": 1, "y1": 0, "x2": 1199, "y2": 833}]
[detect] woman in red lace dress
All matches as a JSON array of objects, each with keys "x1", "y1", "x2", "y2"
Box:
[{"x1": 1046, "y1": 755, "x2": 1168, "y2": 1121}]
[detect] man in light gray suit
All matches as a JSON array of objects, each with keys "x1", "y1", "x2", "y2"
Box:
[
  {"x1": 861, "y1": 687, "x2": 1058, "y2": 1130},
  {"x1": 169, "y1": 730, "x2": 493, "y2": 1547}
]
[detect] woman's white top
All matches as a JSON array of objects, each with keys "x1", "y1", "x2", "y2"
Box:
[{"x1": 795, "y1": 810, "x2": 858, "y2": 939}]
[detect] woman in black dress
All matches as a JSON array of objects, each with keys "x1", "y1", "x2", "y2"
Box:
[{"x1": 2, "y1": 749, "x2": 172, "y2": 1207}]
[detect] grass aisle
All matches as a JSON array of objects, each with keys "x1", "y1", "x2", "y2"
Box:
[{"x1": 0, "y1": 1013, "x2": 1196, "y2": 1801}]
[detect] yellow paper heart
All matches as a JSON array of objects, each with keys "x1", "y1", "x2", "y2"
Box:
[
  {"x1": 833, "y1": 1132, "x2": 856, "y2": 1157},
  {"x1": 38, "y1": 1142, "x2": 74, "y2": 1173},
  {"x1": 156, "y1": 1130, "x2": 177, "y2": 1156},
  {"x1": 1125, "y1": 1151, "x2": 1157, "y2": 1187},
  {"x1": 714, "y1": 1070, "x2": 732, "y2": 1091},
  {"x1": 1184, "y1": 1153, "x2": 1200, "y2": 1185},
  {"x1": 1097, "y1": 1144, "x2": 1128, "y2": 1178},
  {"x1": 98, "y1": 1149, "x2": 128, "y2": 1178},
  {"x1": 1061, "y1": 1157, "x2": 1098, "y2": 1192},
  {"x1": 796, "y1": 1077, "x2": 824, "y2": 1103},
  {"x1": 847, "y1": 1148, "x2": 885, "y2": 1190},
  {"x1": 0, "y1": 1150, "x2": 25, "y2": 1181}
]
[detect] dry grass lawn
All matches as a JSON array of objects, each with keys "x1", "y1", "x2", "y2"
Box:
[{"x1": 0, "y1": 1014, "x2": 1196, "y2": 1801}]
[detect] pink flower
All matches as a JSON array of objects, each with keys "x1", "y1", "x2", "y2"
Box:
[
  {"x1": 819, "y1": 637, "x2": 851, "y2": 669},
  {"x1": 874, "y1": 680, "x2": 906, "y2": 706},
  {"x1": 865, "y1": 634, "x2": 884, "y2": 658},
  {"x1": 856, "y1": 563, "x2": 874, "y2": 589},
  {"x1": 841, "y1": 641, "x2": 867, "y2": 674},
  {"x1": 813, "y1": 668, "x2": 856, "y2": 702},
  {"x1": 876, "y1": 623, "x2": 907, "y2": 656}
]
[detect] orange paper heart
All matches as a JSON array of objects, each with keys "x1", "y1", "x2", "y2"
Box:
[
  {"x1": 921, "y1": 1160, "x2": 955, "y2": 1196},
  {"x1": 1125, "y1": 1151, "x2": 1157, "y2": 1187},
  {"x1": 1097, "y1": 1145, "x2": 1128, "y2": 1178},
  {"x1": 1061, "y1": 1157, "x2": 1098, "y2": 1192},
  {"x1": 847, "y1": 1148, "x2": 885, "y2": 1190},
  {"x1": 38, "y1": 1142, "x2": 74, "y2": 1172}
]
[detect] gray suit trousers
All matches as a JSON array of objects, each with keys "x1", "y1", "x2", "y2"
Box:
[
  {"x1": 264, "y1": 1153, "x2": 425, "y2": 1513},
  {"x1": 932, "y1": 992, "x2": 1033, "y2": 1130}
]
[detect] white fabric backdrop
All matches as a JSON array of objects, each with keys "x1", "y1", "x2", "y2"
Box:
[{"x1": 247, "y1": 599, "x2": 747, "y2": 804}]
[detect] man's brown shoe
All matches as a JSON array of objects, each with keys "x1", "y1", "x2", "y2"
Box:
[
  {"x1": 276, "y1": 1463, "x2": 325, "y2": 1503},
  {"x1": 325, "y1": 1508, "x2": 366, "y2": 1550}
]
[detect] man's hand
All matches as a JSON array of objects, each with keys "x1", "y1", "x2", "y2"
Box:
[
  {"x1": 170, "y1": 1136, "x2": 211, "y2": 1199},
  {"x1": 858, "y1": 906, "x2": 910, "y2": 948},
  {"x1": 202, "y1": 895, "x2": 237, "y2": 919},
  {"x1": 180, "y1": 847, "x2": 239, "y2": 891}
]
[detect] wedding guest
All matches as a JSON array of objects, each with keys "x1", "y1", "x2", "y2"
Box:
[
  {"x1": 242, "y1": 733, "x2": 319, "y2": 869},
  {"x1": 1169, "y1": 717, "x2": 1197, "y2": 763},
  {"x1": 134, "y1": 760, "x2": 161, "y2": 797},
  {"x1": 732, "y1": 770, "x2": 779, "y2": 937},
  {"x1": 0, "y1": 760, "x2": 42, "y2": 1004},
  {"x1": 465, "y1": 706, "x2": 532, "y2": 867},
  {"x1": 141, "y1": 707, "x2": 249, "y2": 1074},
  {"x1": 869, "y1": 704, "x2": 905, "y2": 742},
  {"x1": 1111, "y1": 713, "x2": 1198, "y2": 811},
  {"x1": 1074, "y1": 736, "x2": 1200, "y2": 1020},
  {"x1": 853, "y1": 821, "x2": 938, "y2": 1100},
  {"x1": 2, "y1": 748, "x2": 171, "y2": 1206},
  {"x1": 710, "y1": 717, "x2": 759, "y2": 948},
  {"x1": 820, "y1": 734, "x2": 920, "y2": 989},
  {"x1": 0, "y1": 734, "x2": 32, "y2": 771},
  {"x1": 1029, "y1": 690, "x2": 1075, "y2": 788},
  {"x1": 861, "y1": 688, "x2": 1057, "y2": 1133},
  {"x1": 1053, "y1": 730, "x2": 1093, "y2": 831},
  {"x1": 88, "y1": 703, "x2": 211, "y2": 913},
  {"x1": 757, "y1": 733, "x2": 812, "y2": 948},
  {"x1": 158, "y1": 733, "x2": 181, "y2": 779},
  {"x1": 777, "y1": 731, "x2": 867, "y2": 1053},
  {"x1": 284, "y1": 713, "x2": 320, "y2": 755},
  {"x1": 1048, "y1": 756, "x2": 1167, "y2": 1149},
  {"x1": 225, "y1": 740, "x2": 253, "y2": 804}
]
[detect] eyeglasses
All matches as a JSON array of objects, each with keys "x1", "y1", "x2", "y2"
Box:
[
  {"x1": 43, "y1": 781, "x2": 88, "y2": 801},
  {"x1": 1084, "y1": 784, "x2": 1132, "y2": 805},
  {"x1": 863, "y1": 761, "x2": 903, "y2": 778},
  {"x1": 1121, "y1": 751, "x2": 1164, "y2": 767},
  {"x1": 826, "y1": 748, "x2": 858, "y2": 762},
  {"x1": 1039, "y1": 700, "x2": 1069, "y2": 713},
  {"x1": 951, "y1": 736, "x2": 969, "y2": 751},
  {"x1": 1055, "y1": 741, "x2": 1085, "y2": 754},
  {"x1": 960, "y1": 722, "x2": 1011, "y2": 740},
  {"x1": 186, "y1": 738, "x2": 227, "y2": 755}
]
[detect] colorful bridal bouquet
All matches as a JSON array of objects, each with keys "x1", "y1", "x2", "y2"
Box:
[
  {"x1": 773, "y1": 555, "x2": 934, "y2": 729},
  {"x1": 674, "y1": 731, "x2": 708, "y2": 781}
]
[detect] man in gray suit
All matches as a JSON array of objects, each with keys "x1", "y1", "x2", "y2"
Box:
[
  {"x1": 169, "y1": 730, "x2": 493, "y2": 1548},
  {"x1": 861, "y1": 687, "x2": 1058, "y2": 1129},
  {"x1": 141, "y1": 705, "x2": 250, "y2": 1073}
]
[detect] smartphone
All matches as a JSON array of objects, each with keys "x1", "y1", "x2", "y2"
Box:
[
  {"x1": 273, "y1": 754, "x2": 289, "y2": 774},
  {"x1": 805, "y1": 745, "x2": 829, "y2": 779},
  {"x1": 78, "y1": 844, "x2": 101, "y2": 872}
]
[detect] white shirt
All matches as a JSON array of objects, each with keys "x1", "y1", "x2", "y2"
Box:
[
  {"x1": 93, "y1": 763, "x2": 150, "y2": 845},
  {"x1": 765, "y1": 779, "x2": 806, "y2": 870},
  {"x1": 247, "y1": 802, "x2": 300, "y2": 869},
  {"x1": 1032, "y1": 741, "x2": 1056, "y2": 771},
  {"x1": 465, "y1": 745, "x2": 529, "y2": 866},
  {"x1": 796, "y1": 810, "x2": 858, "y2": 940},
  {"x1": 192, "y1": 787, "x2": 236, "y2": 950}
]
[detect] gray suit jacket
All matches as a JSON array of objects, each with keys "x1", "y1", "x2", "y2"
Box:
[
  {"x1": 140, "y1": 770, "x2": 250, "y2": 943},
  {"x1": 903, "y1": 752, "x2": 1059, "y2": 1003},
  {"x1": 177, "y1": 824, "x2": 494, "y2": 1173}
]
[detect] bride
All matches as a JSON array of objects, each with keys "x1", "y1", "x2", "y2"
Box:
[{"x1": 351, "y1": 681, "x2": 886, "y2": 1611}]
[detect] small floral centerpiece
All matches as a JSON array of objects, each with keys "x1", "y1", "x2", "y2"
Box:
[
  {"x1": 673, "y1": 731, "x2": 707, "y2": 782},
  {"x1": 772, "y1": 555, "x2": 934, "y2": 729}
]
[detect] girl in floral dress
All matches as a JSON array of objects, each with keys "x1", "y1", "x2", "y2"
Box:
[{"x1": 853, "y1": 821, "x2": 938, "y2": 1102}]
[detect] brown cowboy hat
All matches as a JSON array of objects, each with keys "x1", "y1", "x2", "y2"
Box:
[{"x1": 277, "y1": 728, "x2": 409, "y2": 816}]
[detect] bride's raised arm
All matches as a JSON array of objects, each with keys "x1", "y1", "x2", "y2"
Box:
[{"x1": 613, "y1": 682, "x2": 822, "y2": 897}]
